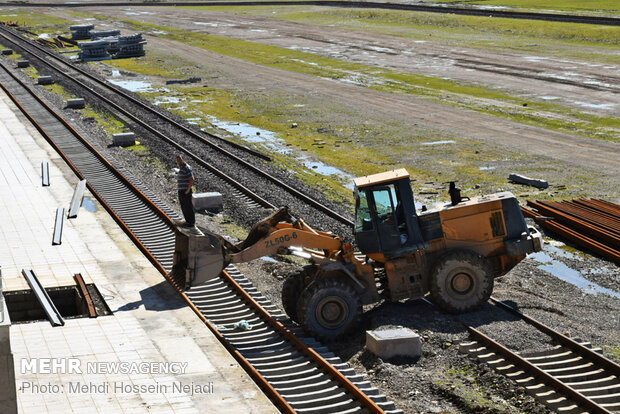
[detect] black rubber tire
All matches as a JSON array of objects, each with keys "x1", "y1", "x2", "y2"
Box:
[
  {"x1": 429, "y1": 250, "x2": 494, "y2": 313},
  {"x1": 296, "y1": 278, "x2": 361, "y2": 341},
  {"x1": 281, "y1": 266, "x2": 315, "y2": 322}
]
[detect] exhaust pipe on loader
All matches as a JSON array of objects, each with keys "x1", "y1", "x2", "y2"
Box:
[{"x1": 169, "y1": 226, "x2": 229, "y2": 289}]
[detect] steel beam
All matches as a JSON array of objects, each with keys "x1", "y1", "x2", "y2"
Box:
[
  {"x1": 41, "y1": 161, "x2": 49, "y2": 186},
  {"x1": 52, "y1": 207, "x2": 65, "y2": 245},
  {"x1": 20, "y1": 269, "x2": 64, "y2": 327},
  {"x1": 67, "y1": 179, "x2": 87, "y2": 219}
]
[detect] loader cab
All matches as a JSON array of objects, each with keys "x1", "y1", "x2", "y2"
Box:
[{"x1": 354, "y1": 169, "x2": 425, "y2": 257}]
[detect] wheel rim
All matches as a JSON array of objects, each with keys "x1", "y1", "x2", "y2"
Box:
[
  {"x1": 451, "y1": 272, "x2": 474, "y2": 295},
  {"x1": 316, "y1": 296, "x2": 348, "y2": 329}
]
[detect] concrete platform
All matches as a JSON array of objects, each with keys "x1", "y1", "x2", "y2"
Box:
[{"x1": 0, "y1": 92, "x2": 279, "y2": 414}]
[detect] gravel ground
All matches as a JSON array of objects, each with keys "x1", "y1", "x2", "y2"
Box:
[
  {"x1": 3, "y1": 26, "x2": 619, "y2": 414},
  {"x1": 33, "y1": 81, "x2": 619, "y2": 413}
]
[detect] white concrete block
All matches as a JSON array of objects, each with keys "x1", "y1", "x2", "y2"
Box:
[
  {"x1": 112, "y1": 132, "x2": 135, "y2": 147},
  {"x1": 37, "y1": 76, "x2": 53, "y2": 85},
  {"x1": 366, "y1": 328, "x2": 421, "y2": 360},
  {"x1": 192, "y1": 192, "x2": 223, "y2": 211},
  {"x1": 66, "y1": 98, "x2": 85, "y2": 109}
]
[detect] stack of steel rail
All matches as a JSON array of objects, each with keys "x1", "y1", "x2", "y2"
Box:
[{"x1": 521, "y1": 199, "x2": 620, "y2": 264}]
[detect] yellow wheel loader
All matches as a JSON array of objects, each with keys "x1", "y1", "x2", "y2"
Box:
[{"x1": 170, "y1": 169, "x2": 542, "y2": 340}]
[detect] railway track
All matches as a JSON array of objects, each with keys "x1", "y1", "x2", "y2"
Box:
[
  {"x1": 13, "y1": 1, "x2": 620, "y2": 26},
  {"x1": 0, "y1": 54, "x2": 399, "y2": 413},
  {"x1": 460, "y1": 299, "x2": 620, "y2": 414},
  {"x1": 0, "y1": 24, "x2": 354, "y2": 230}
]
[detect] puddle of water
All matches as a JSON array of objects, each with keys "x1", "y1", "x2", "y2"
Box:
[
  {"x1": 193, "y1": 22, "x2": 219, "y2": 27},
  {"x1": 206, "y1": 116, "x2": 356, "y2": 188},
  {"x1": 261, "y1": 256, "x2": 278, "y2": 263},
  {"x1": 529, "y1": 251, "x2": 619, "y2": 298},
  {"x1": 540, "y1": 96, "x2": 560, "y2": 100},
  {"x1": 38, "y1": 33, "x2": 51, "y2": 39},
  {"x1": 523, "y1": 56, "x2": 546, "y2": 62},
  {"x1": 290, "y1": 58, "x2": 319, "y2": 67},
  {"x1": 421, "y1": 140, "x2": 456, "y2": 146},
  {"x1": 574, "y1": 101, "x2": 615, "y2": 109},
  {"x1": 111, "y1": 70, "x2": 121, "y2": 77},
  {"x1": 479, "y1": 166, "x2": 495, "y2": 170},
  {"x1": 108, "y1": 79, "x2": 152, "y2": 92},
  {"x1": 154, "y1": 96, "x2": 182, "y2": 105},
  {"x1": 82, "y1": 197, "x2": 98, "y2": 213}
]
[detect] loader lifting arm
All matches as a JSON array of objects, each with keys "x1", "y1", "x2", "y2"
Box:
[{"x1": 225, "y1": 207, "x2": 347, "y2": 264}]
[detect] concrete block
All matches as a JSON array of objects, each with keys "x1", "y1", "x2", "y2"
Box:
[
  {"x1": 16, "y1": 60, "x2": 29, "y2": 68},
  {"x1": 192, "y1": 192, "x2": 223, "y2": 211},
  {"x1": 508, "y1": 173, "x2": 549, "y2": 189},
  {"x1": 112, "y1": 132, "x2": 135, "y2": 147},
  {"x1": 37, "y1": 75, "x2": 53, "y2": 85},
  {"x1": 66, "y1": 98, "x2": 85, "y2": 109},
  {"x1": 366, "y1": 328, "x2": 421, "y2": 360},
  {"x1": 1, "y1": 49, "x2": 13, "y2": 55}
]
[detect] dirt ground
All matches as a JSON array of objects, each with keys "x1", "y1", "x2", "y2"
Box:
[{"x1": 10, "y1": 4, "x2": 620, "y2": 413}]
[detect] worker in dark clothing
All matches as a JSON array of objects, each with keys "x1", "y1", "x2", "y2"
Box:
[{"x1": 176, "y1": 155, "x2": 195, "y2": 227}]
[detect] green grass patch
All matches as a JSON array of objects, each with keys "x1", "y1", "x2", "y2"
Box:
[
  {"x1": 81, "y1": 107, "x2": 126, "y2": 135},
  {"x1": 193, "y1": 6, "x2": 619, "y2": 46},
  {"x1": 432, "y1": 0, "x2": 620, "y2": 14},
  {"x1": 194, "y1": 6, "x2": 619, "y2": 65},
  {"x1": 116, "y1": 17, "x2": 619, "y2": 143}
]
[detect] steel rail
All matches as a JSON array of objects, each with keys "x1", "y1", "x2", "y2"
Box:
[
  {"x1": 490, "y1": 298, "x2": 620, "y2": 377},
  {"x1": 467, "y1": 326, "x2": 613, "y2": 414},
  {"x1": 74, "y1": 273, "x2": 97, "y2": 318},
  {"x1": 3, "y1": 31, "x2": 270, "y2": 162},
  {"x1": 8, "y1": 1, "x2": 620, "y2": 26},
  {"x1": 424, "y1": 295, "x2": 620, "y2": 413},
  {"x1": 0, "y1": 27, "x2": 275, "y2": 210},
  {"x1": 221, "y1": 268, "x2": 385, "y2": 413},
  {"x1": 528, "y1": 200, "x2": 620, "y2": 246},
  {"x1": 522, "y1": 204, "x2": 620, "y2": 264},
  {"x1": 0, "y1": 26, "x2": 356, "y2": 227},
  {"x1": 0, "y1": 59, "x2": 386, "y2": 414}
]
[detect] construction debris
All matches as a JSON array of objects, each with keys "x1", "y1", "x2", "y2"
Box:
[
  {"x1": 509, "y1": 173, "x2": 549, "y2": 189},
  {"x1": 166, "y1": 77, "x2": 202, "y2": 85}
]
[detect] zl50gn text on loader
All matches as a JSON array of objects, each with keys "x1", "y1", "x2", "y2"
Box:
[{"x1": 170, "y1": 169, "x2": 542, "y2": 340}]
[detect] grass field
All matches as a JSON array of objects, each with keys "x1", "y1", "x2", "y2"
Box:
[
  {"x1": 432, "y1": 0, "x2": 620, "y2": 14},
  {"x1": 114, "y1": 17, "x2": 619, "y2": 144}
]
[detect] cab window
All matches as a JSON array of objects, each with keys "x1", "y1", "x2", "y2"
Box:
[
  {"x1": 373, "y1": 188, "x2": 396, "y2": 224},
  {"x1": 355, "y1": 190, "x2": 374, "y2": 232}
]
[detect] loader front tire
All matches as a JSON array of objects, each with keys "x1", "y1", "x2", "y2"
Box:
[
  {"x1": 296, "y1": 278, "x2": 361, "y2": 341},
  {"x1": 281, "y1": 266, "x2": 316, "y2": 322},
  {"x1": 429, "y1": 251, "x2": 494, "y2": 313}
]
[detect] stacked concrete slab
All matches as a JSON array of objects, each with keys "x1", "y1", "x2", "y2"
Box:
[
  {"x1": 114, "y1": 33, "x2": 146, "y2": 58},
  {"x1": 78, "y1": 39, "x2": 112, "y2": 61},
  {"x1": 70, "y1": 24, "x2": 94, "y2": 40},
  {"x1": 90, "y1": 29, "x2": 121, "y2": 40},
  {"x1": 74, "y1": 25, "x2": 147, "y2": 61},
  {"x1": 0, "y1": 269, "x2": 18, "y2": 414}
]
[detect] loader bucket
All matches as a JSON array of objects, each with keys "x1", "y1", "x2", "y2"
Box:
[{"x1": 169, "y1": 225, "x2": 227, "y2": 290}]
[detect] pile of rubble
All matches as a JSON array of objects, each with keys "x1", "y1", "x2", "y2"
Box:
[{"x1": 70, "y1": 24, "x2": 146, "y2": 61}]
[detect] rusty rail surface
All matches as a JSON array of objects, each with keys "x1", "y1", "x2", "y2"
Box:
[
  {"x1": 74, "y1": 273, "x2": 97, "y2": 318},
  {"x1": 522, "y1": 199, "x2": 620, "y2": 264}
]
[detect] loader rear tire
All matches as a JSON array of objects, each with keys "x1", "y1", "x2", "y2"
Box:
[
  {"x1": 429, "y1": 250, "x2": 494, "y2": 313},
  {"x1": 296, "y1": 278, "x2": 361, "y2": 341},
  {"x1": 281, "y1": 266, "x2": 316, "y2": 322}
]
